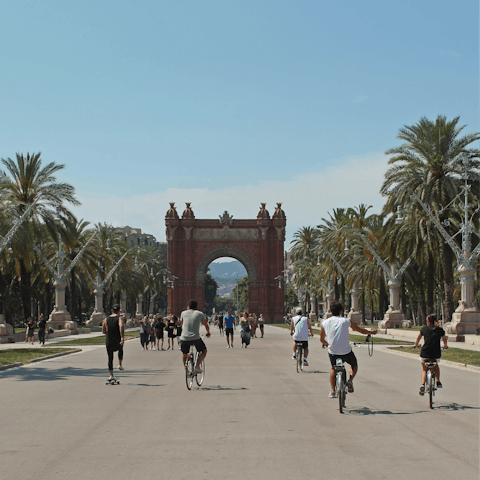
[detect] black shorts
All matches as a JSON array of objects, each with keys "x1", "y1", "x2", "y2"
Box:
[
  {"x1": 156, "y1": 331, "x2": 164, "y2": 338},
  {"x1": 180, "y1": 338, "x2": 207, "y2": 355},
  {"x1": 295, "y1": 340, "x2": 308, "y2": 348},
  {"x1": 225, "y1": 327, "x2": 234, "y2": 336},
  {"x1": 329, "y1": 351, "x2": 358, "y2": 368}
]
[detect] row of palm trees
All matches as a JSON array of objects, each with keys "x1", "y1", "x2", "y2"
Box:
[
  {"x1": 290, "y1": 116, "x2": 480, "y2": 324},
  {"x1": 0, "y1": 153, "x2": 167, "y2": 325}
]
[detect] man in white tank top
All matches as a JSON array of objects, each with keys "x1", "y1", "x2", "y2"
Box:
[
  {"x1": 290, "y1": 307, "x2": 313, "y2": 366},
  {"x1": 320, "y1": 302, "x2": 377, "y2": 398}
]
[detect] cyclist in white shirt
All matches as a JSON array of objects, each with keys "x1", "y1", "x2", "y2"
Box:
[
  {"x1": 320, "y1": 302, "x2": 377, "y2": 398},
  {"x1": 290, "y1": 307, "x2": 313, "y2": 366}
]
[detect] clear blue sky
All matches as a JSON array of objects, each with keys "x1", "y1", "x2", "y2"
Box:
[{"x1": 1, "y1": 1, "x2": 478, "y2": 243}]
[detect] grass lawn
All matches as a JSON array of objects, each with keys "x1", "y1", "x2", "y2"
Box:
[
  {"x1": 54, "y1": 330, "x2": 139, "y2": 345},
  {"x1": 389, "y1": 346, "x2": 480, "y2": 367},
  {"x1": 270, "y1": 324, "x2": 413, "y2": 345},
  {"x1": 0, "y1": 348, "x2": 76, "y2": 366}
]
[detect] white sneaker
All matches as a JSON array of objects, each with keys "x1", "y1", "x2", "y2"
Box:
[
  {"x1": 292, "y1": 354, "x2": 296, "y2": 360},
  {"x1": 118, "y1": 366, "x2": 124, "y2": 371},
  {"x1": 303, "y1": 359, "x2": 309, "y2": 366},
  {"x1": 328, "y1": 391, "x2": 336, "y2": 398}
]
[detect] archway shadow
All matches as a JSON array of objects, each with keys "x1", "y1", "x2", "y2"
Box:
[
  {"x1": 199, "y1": 385, "x2": 248, "y2": 391},
  {"x1": 0, "y1": 366, "x2": 171, "y2": 382}
]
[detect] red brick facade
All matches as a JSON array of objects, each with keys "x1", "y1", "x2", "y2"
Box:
[{"x1": 165, "y1": 203, "x2": 286, "y2": 322}]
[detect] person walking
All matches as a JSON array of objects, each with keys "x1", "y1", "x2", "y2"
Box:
[
  {"x1": 258, "y1": 314, "x2": 265, "y2": 338},
  {"x1": 176, "y1": 317, "x2": 183, "y2": 350},
  {"x1": 223, "y1": 310, "x2": 235, "y2": 348},
  {"x1": 37, "y1": 314, "x2": 47, "y2": 346},
  {"x1": 154, "y1": 316, "x2": 165, "y2": 350},
  {"x1": 167, "y1": 315, "x2": 176, "y2": 350},
  {"x1": 102, "y1": 304, "x2": 125, "y2": 382},
  {"x1": 26, "y1": 317, "x2": 35, "y2": 345},
  {"x1": 217, "y1": 315, "x2": 224, "y2": 336},
  {"x1": 140, "y1": 317, "x2": 149, "y2": 350},
  {"x1": 240, "y1": 312, "x2": 251, "y2": 348},
  {"x1": 148, "y1": 317, "x2": 156, "y2": 350}
]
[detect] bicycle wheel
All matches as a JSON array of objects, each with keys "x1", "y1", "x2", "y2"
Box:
[
  {"x1": 427, "y1": 370, "x2": 434, "y2": 409},
  {"x1": 336, "y1": 372, "x2": 344, "y2": 413},
  {"x1": 296, "y1": 345, "x2": 302, "y2": 373},
  {"x1": 185, "y1": 356, "x2": 194, "y2": 390},
  {"x1": 195, "y1": 359, "x2": 205, "y2": 386}
]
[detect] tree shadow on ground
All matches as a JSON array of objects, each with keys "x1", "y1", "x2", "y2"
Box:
[
  {"x1": 433, "y1": 402, "x2": 480, "y2": 411},
  {"x1": 344, "y1": 406, "x2": 423, "y2": 416},
  {"x1": 199, "y1": 385, "x2": 248, "y2": 391},
  {"x1": 303, "y1": 370, "x2": 328, "y2": 374},
  {"x1": 0, "y1": 366, "x2": 170, "y2": 382}
]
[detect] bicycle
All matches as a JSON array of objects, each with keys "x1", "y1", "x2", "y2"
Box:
[
  {"x1": 335, "y1": 358, "x2": 348, "y2": 413},
  {"x1": 185, "y1": 344, "x2": 205, "y2": 390},
  {"x1": 424, "y1": 359, "x2": 438, "y2": 409},
  {"x1": 295, "y1": 341, "x2": 304, "y2": 373}
]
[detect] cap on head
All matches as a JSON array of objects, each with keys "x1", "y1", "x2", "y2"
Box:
[
  {"x1": 295, "y1": 307, "x2": 303, "y2": 315},
  {"x1": 112, "y1": 304, "x2": 121, "y2": 313}
]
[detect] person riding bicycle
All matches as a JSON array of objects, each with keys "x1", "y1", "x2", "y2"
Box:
[
  {"x1": 290, "y1": 307, "x2": 313, "y2": 367},
  {"x1": 179, "y1": 300, "x2": 211, "y2": 373},
  {"x1": 413, "y1": 314, "x2": 448, "y2": 396},
  {"x1": 320, "y1": 302, "x2": 377, "y2": 398}
]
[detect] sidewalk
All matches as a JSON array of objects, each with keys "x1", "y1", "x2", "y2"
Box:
[{"x1": 0, "y1": 328, "x2": 140, "y2": 350}]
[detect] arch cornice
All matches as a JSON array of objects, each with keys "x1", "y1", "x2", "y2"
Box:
[{"x1": 195, "y1": 246, "x2": 257, "y2": 283}]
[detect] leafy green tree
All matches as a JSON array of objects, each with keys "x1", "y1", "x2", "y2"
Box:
[
  {"x1": 204, "y1": 271, "x2": 218, "y2": 314},
  {"x1": 231, "y1": 276, "x2": 248, "y2": 311}
]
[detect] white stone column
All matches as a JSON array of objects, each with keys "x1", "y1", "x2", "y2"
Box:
[
  {"x1": 120, "y1": 290, "x2": 127, "y2": 316},
  {"x1": 348, "y1": 284, "x2": 362, "y2": 325},
  {"x1": 86, "y1": 286, "x2": 106, "y2": 327},
  {"x1": 48, "y1": 278, "x2": 75, "y2": 330},
  {"x1": 379, "y1": 279, "x2": 407, "y2": 329},
  {"x1": 136, "y1": 294, "x2": 143, "y2": 319},
  {"x1": 309, "y1": 295, "x2": 317, "y2": 322},
  {"x1": 325, "y1": 286, "x2": 333, "y2": 319}
]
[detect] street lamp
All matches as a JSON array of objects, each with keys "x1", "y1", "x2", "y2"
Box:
[{"x1": 409, "y1": 162, "x2": 480, "y2": 334}]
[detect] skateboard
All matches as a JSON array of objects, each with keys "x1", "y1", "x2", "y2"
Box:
[{"x1": 106, "y1": 378, "x2": 120, "y2": 385}]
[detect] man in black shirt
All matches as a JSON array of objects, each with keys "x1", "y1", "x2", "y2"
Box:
[
  {"x1": 414, "y1": 314, "x2": 448, "y2": 396},
  {"x1": 102, "y1": 304, "x2": 125, "y2": 382},
  {"x1": 37, "y1": 314, "x2": 47, "y2": 346}
]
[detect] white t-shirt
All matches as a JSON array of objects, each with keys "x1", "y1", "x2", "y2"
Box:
[
  {"x1": 322, "y1": 316, "x2": 351, "y2": 355},
  {"x1": 292, "y1": 315, "x2": 309, "y2": 341}
]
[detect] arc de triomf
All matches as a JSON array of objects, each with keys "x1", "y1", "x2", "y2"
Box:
[{"x1": 165, "y1": 202, "x2": 286, "y2": 322}]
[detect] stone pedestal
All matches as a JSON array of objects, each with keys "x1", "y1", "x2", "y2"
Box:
[
  {"x1": 444, "y1": 262, "x2": 480, "y2": 334},
  {"x1": 48, "y1": 279, "x2": 76, "y2": 330},
  {"x1": 86, "y1": 286, "x2": 106, "y2": 327},
  {"x1": 0, "y1": 314, "x2": 13, "y2": 336}
]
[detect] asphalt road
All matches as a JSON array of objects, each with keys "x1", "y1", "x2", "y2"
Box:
[{"x1": 0, "y1": 326, "x2": 478, "y2": 480}]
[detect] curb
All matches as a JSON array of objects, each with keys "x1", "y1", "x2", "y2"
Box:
[
  {"x1": 0, "y1": 348, "x2": 82, "y2": 371},
  {"x1": 381, "y1": 346, "x2": 480, "y2": 373}
]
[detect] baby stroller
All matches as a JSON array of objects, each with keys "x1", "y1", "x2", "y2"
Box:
[{"x1": 241, "y1": 323, "x2": 251, "y2": 348}]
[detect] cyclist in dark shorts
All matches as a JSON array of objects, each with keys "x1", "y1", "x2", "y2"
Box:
[
  {"x1": 180, "y1": 300, "x2": 211, "y2": 373},
  {"x1": 320, "y1": 302, "x2": 376, "y2": 398},
  {"x1": 413, "y1": 314, "x2": 448, "y2": 395},
  {"x1": 102, "y1": 304, "x2": 125, "y2": 381}
]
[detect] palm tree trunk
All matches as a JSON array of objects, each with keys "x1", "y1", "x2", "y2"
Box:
[
  {"x1": 20, "y1": 260, "x2": 32, "y2": 319},
  {"x1": 426, "y1": 253, "x2": 434, "y2": 314}
]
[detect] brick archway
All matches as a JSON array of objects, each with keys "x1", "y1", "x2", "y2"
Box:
[{"x1": 165, "y1": 203, "x2": 286, "y2": 322}]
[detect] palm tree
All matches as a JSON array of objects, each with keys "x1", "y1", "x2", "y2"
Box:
[
  {"x1": 0, "y1": 152, "x2": 79, "y2": 318},
  {"x1": 381, "y1": 115, "x2": 480, "y2": 322}
]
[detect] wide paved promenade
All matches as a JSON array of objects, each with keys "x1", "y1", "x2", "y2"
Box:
[{"x1": 0, "y1": 326, "x2": 478, "y2": 480}]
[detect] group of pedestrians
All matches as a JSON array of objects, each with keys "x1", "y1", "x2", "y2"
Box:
[
  {"x1": 139, "y1": 314, "x2": 182, "y2": 351},
  {"x1": 213, "y1": 310, "x2": 265, "y2": 348},
  {"x1": 23, "y1": 314, "x2": 50, "y2": 346}
]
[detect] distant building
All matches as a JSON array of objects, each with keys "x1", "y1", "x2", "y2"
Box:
[{"x1": 116, "y1": 226, "x2": 166, "y2": 253}]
